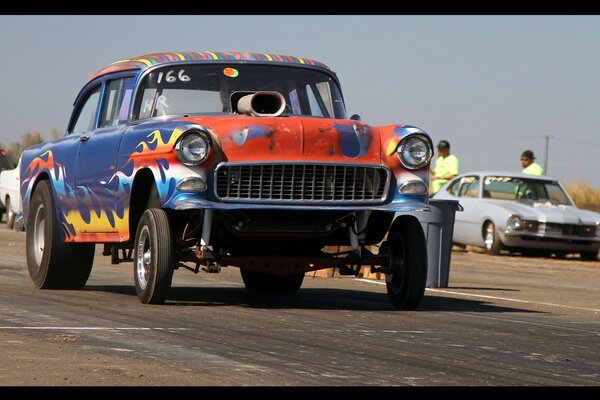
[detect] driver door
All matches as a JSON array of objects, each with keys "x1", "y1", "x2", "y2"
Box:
[{"x1": 73, "y1": 76, "x2": 135, "y2": 233}]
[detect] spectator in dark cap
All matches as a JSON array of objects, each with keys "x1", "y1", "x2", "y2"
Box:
[
  {"x1": 521, "y1": 150, "x2": 543, "y2": 175},
  {"x1": 431, "y1": 140, "x2": 459, "y2": 193}
]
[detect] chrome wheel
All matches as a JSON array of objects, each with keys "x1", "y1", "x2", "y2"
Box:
[
  {"x1": 32, "y1": 202, "x2": 45, "y2": 266},
  {"x1": 6, "y1": 198, "x2": 15, "y2": 227},
  {"x1": 484, "y1": 223, "x2": 495, "y2": 252},
  {"x1": 135, "y1": 226, "x2": 151, "y2": 291}
]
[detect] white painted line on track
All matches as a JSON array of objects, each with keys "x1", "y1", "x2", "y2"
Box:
[
  {"x1": 0, "y1": 327, "x2": 190, "y2": 331},
  {"x1": 354, "y1": 278, "x2": 600, "y2": 313},
  {"x1": 355, "y1": 278, "x2": 386, "y2": 286}
]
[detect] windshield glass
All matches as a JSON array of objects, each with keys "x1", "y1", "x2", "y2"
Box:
[
  {"x1": 134, "y1": 64, "x2": 346, "y2": 120},
  {"x1": 483, "y1": 176, "x2": 572, "y2": 205}
]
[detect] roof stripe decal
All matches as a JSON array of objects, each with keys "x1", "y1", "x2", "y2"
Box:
[{"x1": 88, "y1": 51, "x2": 331, "y2": 84}]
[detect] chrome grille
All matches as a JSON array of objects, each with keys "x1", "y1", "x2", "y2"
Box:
[
  {"x1": 214, "y1": 163, "x2": 389, "y2": 203},
  {"x1": 532, "y1": 221, "x2": 597, "y2": 238}
]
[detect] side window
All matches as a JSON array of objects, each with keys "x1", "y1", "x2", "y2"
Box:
[
  {"x1": 456, "y1": 176, "x2": 479, "y2": 198},
  {"x1": 71, "y1": 86, "x2": 101, "y2": 133},
  {"x1": 463, "y1": 177, "x2": 480, "y2": 198},
  {"x1": 446, "y1": 179, "x2": 461, "y2": 197},
  {"x1": 99, "y1": 77, "x2": 135, "y2": 128}
]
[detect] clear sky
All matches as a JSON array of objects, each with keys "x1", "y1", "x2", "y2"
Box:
[{"x1": 1, "y1": 15, "x2": 599, "y2": 186}]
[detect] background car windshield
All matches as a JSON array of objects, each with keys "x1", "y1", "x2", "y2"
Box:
[
  {"x1": 483, "y1": 176, "x2": 572, "y2": 204},
  {"x1": 134, "y1": 64, "x2": 346, "y2": 120}
]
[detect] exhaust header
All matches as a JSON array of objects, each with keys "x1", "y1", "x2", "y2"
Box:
[{"x1": 237, "y1": 91, "x2": 286, "y2": 117}]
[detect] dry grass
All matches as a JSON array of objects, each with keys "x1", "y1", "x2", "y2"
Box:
[{"x1": 564, "y1": 180, "x2": 600, "y2": 213}]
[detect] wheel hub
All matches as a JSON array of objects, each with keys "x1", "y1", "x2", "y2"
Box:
[
  {"x1": 33, "y1": 203, "x2": 45, "y2": 266},
  {"x1": 136, "y1": 227, "x2": 151, "y2": 290}
]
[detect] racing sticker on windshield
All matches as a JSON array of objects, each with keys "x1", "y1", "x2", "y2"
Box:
[{"x1": 223, "y1": 67, "x2": 239, "y2": 78}]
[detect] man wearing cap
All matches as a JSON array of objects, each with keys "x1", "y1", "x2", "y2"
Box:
[
  {"x1": 520, "y1": 150, "x2": 544, "y2": 175},
  {"x1": 431, "y1": 140, "x2": 460, "y2": 193}
]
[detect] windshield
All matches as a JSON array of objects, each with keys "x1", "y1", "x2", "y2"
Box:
[
  {"x1": 483, "y1": 176, "x2": 572, "y2": 205},
  {"x1": 133, "y1": 64, "x2": 346, "y2": 120}
]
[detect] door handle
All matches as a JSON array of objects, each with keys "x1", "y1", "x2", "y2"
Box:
[{"x1": 80, "y1": 134, "x2": 90, "y2": 142}]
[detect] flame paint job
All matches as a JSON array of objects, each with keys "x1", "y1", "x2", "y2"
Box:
[{"x1": 21, "y1": 55, "x2": 432, "y2": 244}]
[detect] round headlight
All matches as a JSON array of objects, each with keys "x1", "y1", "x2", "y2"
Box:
[
  {"x1": 507, "y1": 215, "x2": 523, "y2": 231},
  {"x1": 397, "y1": 135, "x2": 432, "y2": 169},
  {"x1": 176, "y1": 130, "x2": 211, "y2": 165}
]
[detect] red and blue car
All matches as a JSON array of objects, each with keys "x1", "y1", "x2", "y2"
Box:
[{"x1": 20, "y1": 51, "x2": 433, "y2": 309}]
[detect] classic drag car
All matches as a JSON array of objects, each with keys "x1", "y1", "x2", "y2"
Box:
[
  {"x1": 20, "y1": 51, "x2": 434, "y2": 308},
  {"x1": 432, "y1": 171, "x2": 600, "y2": 260}
]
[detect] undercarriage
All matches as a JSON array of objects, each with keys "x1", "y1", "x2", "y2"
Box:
[{"x1": 101, "y1": 207, "x2": 427, "y2": 309}]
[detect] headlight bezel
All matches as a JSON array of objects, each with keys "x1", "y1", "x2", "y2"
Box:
[
  {"x1": 396, "y1": 134, "x2": 433, "y2": 170},
  {"x1": 507, "y1": 215, "x2": 523, "y2": 231},
  {"x1": 175, "y1": 129, "x2": 211, "y2": 166}
]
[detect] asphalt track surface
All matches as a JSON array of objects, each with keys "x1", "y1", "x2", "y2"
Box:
[{"x1": 1, "y1": 226, "x2": 599, "y2": 385}]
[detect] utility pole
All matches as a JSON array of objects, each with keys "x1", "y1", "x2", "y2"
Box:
[{"x1": 543, "y1": 135, "x2": 554, "y2": 174}]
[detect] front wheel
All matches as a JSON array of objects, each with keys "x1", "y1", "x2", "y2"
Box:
[
  {"x1": 240, "y1": 269, "x2": 304, "y2": 295},
  {"x1": 6, "y1": 197, "x2": 15, "y2": 229},
  {"x1": 133, "y1": 208, "x2": 174, "y2": 304},
  {"x1": 483, "y1": 221, "x2": 503, "y2": 255},
  {"x1": 383, "y1": 216, "x2": 428, "y2": 310},
  {"x1": 26, "y1": 180, "x2": 95, "y2": 289}
]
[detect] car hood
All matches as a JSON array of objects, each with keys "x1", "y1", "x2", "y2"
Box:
[
  {"x1": 484, "y1": 199, "x2": 600, "y2": 225},
  {"x1": 176, "y1": 115, "x2": 381, "y2": 164}
]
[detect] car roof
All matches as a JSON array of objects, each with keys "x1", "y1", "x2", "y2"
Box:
[
  {"x1": 456, "y1": 171, "x2": 557, "y2": 182},
  {"x1": 87, "y1": 51, "x2": 332, "y2": 84}
]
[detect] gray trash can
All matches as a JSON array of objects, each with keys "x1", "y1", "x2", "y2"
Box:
[{"x1": 396, "y1": 199, "x2": 462, "y2": 288}]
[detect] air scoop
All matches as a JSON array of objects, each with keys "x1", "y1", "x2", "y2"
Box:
[{"x1": 237, "y1": 91, "x2": 286, "y2": 117}]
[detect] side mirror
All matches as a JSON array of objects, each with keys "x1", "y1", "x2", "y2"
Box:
[{"x1": 349, "y1": 114, "x2": 361, "y2": 121}]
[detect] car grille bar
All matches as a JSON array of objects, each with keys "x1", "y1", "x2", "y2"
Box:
[
  {"x1": 215, "y1": 163, "x2": 389, "y2": 203},
  {"x1": 524, "y1": 220, "x2": 597, "y2": 238}
]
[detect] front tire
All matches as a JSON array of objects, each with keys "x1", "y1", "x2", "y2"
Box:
[
  {"x1": 133, "y1": 208, "x2": 174, "y2": 304},
  {"x1": 6, "y1": 197, "x2": 15, "y2": 229},
  {"x1": 383, "y1": 216, "x2": 428, "y2": 310},
  {"x1": 26, "y1": 180, "x2": 95, "y2": 289},
  {"x1": 483, "y1": 221, "x2": 503, "y2": 255},
  {"x1": 240, "y1": 269, "x2": 304, "y2": 295}
]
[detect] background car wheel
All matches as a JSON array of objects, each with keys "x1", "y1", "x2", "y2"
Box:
[
  {"x1": 383, "y1": 216, "x2": 427, "y2": 310},
  {"x1": 581, "y1": 251, "x2": 598, "y2": 261},
  {"x1": 483, "y1": 221, "x2": 503, "y2": 255},
  {"x1": 5, "y1": 197, "x2": 15, "y2": 229},
  {"x1": 240, "y1": 269, "x2": 304, "y2": 295},
  {"x1": 26, "y1": 180, "x2": 95, "y2": 289},
  {"x1": 133, "y1": 208, "x2": 174, "y2": 304}
]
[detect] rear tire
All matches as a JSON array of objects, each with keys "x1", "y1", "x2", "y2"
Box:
[
  {"x1": 383, "y1": 216, "x2": 428, "y2": 310},
  {"x1": 26, "y1": 180, "x2": 95, "y2": 289},
  {"x1": 483, "y1": 221, "x2": 503, "y2": 255},
  {"x1": 240, "y1": 269, "x2": 304, "y2": 295},
  {"x1": 6, "y1": 197, "x2": 15, "y2": 229},
  {"x1": 133, "y1": 208, "x2": 174, "y2": 304}
]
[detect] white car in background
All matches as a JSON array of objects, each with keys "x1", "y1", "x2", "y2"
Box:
[
  {"x1": 432, "y1": 171, "x2": 600, "y2": 260},
  {"x1": 0, "y1": 157, "x2": 22, "y2": 229}
]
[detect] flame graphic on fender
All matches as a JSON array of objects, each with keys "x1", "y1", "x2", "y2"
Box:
[{"x1": 22, "y1": 128, "x2": 185, "y2": 242}]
